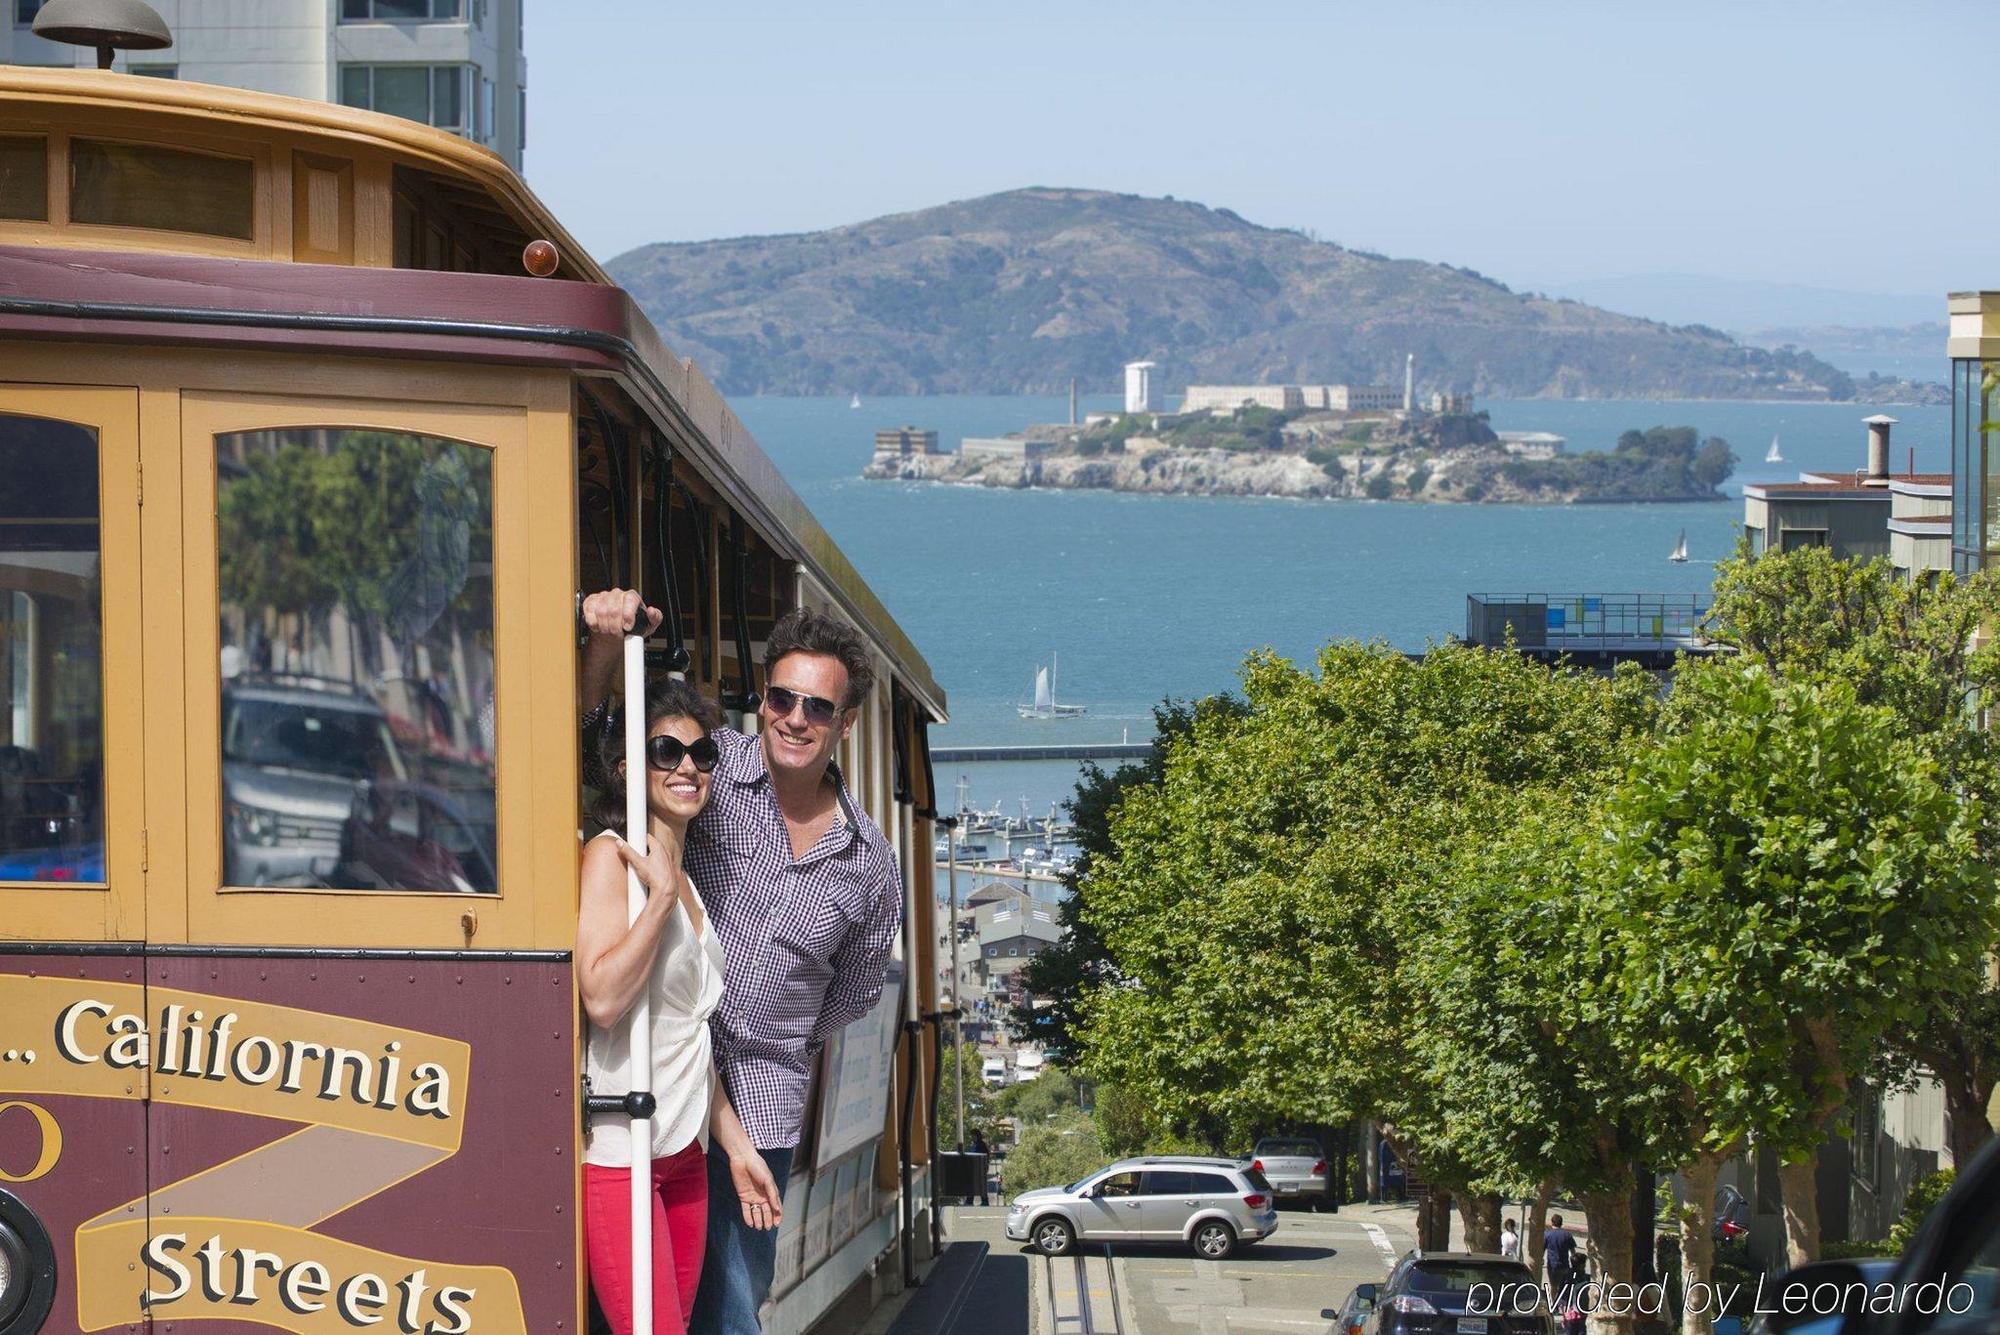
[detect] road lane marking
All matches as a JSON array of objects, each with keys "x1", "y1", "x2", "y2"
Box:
[{"x1": 1359, "y1": 1222, "x2": 1398, "y2": 1266}]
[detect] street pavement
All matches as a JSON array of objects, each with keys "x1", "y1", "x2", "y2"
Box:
[
  {"x1": 920, "y1": 1201, "x2": 1422, "y2": 1335},
  {"x1": 1118, "y1": 1203, "x2": 1415, "y2": 1335}
]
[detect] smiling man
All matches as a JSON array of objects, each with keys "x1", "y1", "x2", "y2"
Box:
[{"x1": 580, "y1": 592, "x2": 903, "y2": 1335}]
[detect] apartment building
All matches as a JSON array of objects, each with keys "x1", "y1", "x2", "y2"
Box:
[{"x1": 4, "y1": 0, "x2": 526, "y2": 171}]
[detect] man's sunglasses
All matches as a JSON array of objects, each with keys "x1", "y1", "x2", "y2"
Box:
[
  {"x1": 646, "y1": 734, "x2": 720, "y2": 774},
  {"x1": 763, "y1": 684, "x2": 844, "y2": 727}
]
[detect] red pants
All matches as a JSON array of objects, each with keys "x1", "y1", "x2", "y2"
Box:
[{"x1": 585, "y1": 1141, "x2": 709, "y2": 1334}]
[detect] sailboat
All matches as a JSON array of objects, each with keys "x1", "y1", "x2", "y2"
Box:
[
  {"x1": 1765, "y1": 433, "x2": 1784, "y2": 464},
  {"x1": 1017, "y1": 653, "x2": 1087, "y2": 718},
  {"x1": 849, "y1": 392, "x2": 862, "y2": 410},
  {"x1": 1669, "y1": 529, "x2": 1689, "y2": 563}
]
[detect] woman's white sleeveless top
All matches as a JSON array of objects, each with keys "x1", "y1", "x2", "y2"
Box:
[{"x1": 582, "y1": 832, "x2": 727, "y2": 1167}]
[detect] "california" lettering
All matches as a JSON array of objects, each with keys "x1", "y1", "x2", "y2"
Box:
[{"x1": 54, "y1": 999, "x2": 454, "y2": 1120}]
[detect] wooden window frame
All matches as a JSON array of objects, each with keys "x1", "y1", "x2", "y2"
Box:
[
  {"x1": 178, "y1": 391, "x2": 538, "y2": 949},
  {"x1": 0, "y1": 383, "x2": 145, "y2": 941}
]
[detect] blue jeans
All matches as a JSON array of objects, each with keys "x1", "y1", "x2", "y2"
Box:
[{"x1": 688, "y1": 1143, "x2": 794, "y2": 1335}]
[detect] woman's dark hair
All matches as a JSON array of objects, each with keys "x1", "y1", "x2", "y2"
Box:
[
  {"x1": 588, "y1": 678, "x2": 725, "y2": 833},
  {"x1": 765, "y1": 607, "x2": 874, "y2": 708}
]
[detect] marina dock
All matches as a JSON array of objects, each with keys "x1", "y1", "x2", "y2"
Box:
[{"x1": 931, "y1": 742, "x2": 1152, "y2": 762}]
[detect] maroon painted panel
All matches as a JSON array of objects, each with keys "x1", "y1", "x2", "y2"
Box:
[
  {"x1": 142, "y1": 953, "x2": 579, "y2": 1334},
  {"x1": 0, "y1": 949, "x2": 579, "y2": 1334},
  {"x1": 0, "y1": 950, "x2": 147, "y2": 1335}
]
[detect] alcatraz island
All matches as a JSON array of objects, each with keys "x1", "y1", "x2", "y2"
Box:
[{"x1": 864, "y1": 376, "x2": 1735, "y2": 505}]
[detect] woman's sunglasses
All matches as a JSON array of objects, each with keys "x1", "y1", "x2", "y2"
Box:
[
  {"x1": 645, "y1": 734, "x2": 720, "y2": 774},
  {"x1": 763, "y1": 684, "x2": 843, "y2": 728}
]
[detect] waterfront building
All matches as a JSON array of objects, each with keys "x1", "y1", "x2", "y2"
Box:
[
  {"x1": 1742, "y1": 414, "x2": 1948, "y2": 578},
  {"x1": 975, "y1": 899, "x2": 1061, "y2": 988},
  {"x1": 1124, "y1": 359, "x2": 1159, "y2": 413},
  {"x1": 1496, "y1": 430, "x2": 1564, "y2": 458},
  {"x1": 1180, "y1": 382, "x2": 1401, "y2": 414},
  {"x1": 1463, "y1": 592, "x2": 1717, "y2": 670},
  {"x1": 1328, "y1": 383, "x2": 1402, "y2": 411},
  {"x1": 1949, "y1": 289, "x2": 1999, "y2": 573},
  {"x1": 3, "y1": 0, "x2": 527, "y2": 170},
  {"x1": 1428, "y1": 390, "x2": 1473, "y2": 415},
  {"x1": 1887, "y1": 473, "x2": 1952, "y2": 580},
  {"x1": 873, "y1": 425, "x2": 941, "y2": 459},
  {"x1": 961, "y1": 435, "x2": 1056, "y2": 462}
]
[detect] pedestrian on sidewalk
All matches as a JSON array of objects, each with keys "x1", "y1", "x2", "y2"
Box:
[
  {"x1": 1499, "y1": 1217, "x2": 1520, "y2": 1260},
  {"x1": 970, "y1": 1130, "x2": 991, "y2": 1206},
  {"x1": 1543, "y1": 1212, "x2": 1578, "y2": 1287}
]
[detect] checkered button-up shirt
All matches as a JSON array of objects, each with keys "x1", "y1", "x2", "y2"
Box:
[{"x1": 684, "y1": 727, "x2": 903, "y2": 1149}]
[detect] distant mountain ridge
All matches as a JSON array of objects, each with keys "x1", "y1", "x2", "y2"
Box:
[
  {"x1": 608, "y1": 188, "x2": 1859, "y2": 401},
  {"x1": 1542, "y1": 273, "x2": 1940, "y2": 333}
]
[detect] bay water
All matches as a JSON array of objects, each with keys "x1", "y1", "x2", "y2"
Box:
[{"x1": 733, "y1": 395, "x2": 1950, "y2": 815}]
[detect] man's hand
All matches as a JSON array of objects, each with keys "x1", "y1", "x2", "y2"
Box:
[
  {"x1": 582, "y1": 588, "x2": 662, "y2": 641},
  {"x1": 729, "y1": 1150, "x2": 784, "y2": 1231},
  {"x1": 578, "y1": 588, "x2": 662, "y2": 713}
]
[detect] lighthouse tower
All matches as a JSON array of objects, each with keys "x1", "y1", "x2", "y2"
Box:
[{"x1": 1403, "y1": 354, "x2": 1415, "y2": 412}]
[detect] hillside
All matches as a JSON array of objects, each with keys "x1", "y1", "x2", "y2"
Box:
[{"x1": 608, "y1": 188, "x2": 1859, "y2": 400}]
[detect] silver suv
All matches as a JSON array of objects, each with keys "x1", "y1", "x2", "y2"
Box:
[{"x1": 1005, "y1": 1156, "x2": 1279, "y2": 1259}]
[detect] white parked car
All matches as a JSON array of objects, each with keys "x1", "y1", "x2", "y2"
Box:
[{"x1": 982, "y1": 1056, "x2": 1008, "y2": 1087}]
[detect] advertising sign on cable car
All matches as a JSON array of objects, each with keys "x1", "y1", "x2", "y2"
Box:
[{"x1": 811, "y1": 962, "x2": 905, "y2": 1172}]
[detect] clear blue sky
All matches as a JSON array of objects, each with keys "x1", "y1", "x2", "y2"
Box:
[{"x1": 524, "y1": 1, "x2": 1995, "y2": 299}]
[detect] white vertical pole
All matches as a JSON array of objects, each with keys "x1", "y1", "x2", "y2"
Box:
[
  {"x1": 949, "y1": 821, "x2": 963, "y2": 1151},
  {"x1": 624, "y1": 634, "x2": 653, "y2": 1335}
]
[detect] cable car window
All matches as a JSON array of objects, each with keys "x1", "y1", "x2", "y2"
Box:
[
  {"x1": 0, "y1": 413, "x2": 104, "y2": 885},
  {"x1": 215, "y1": 427, "x2": 496, "y2": 893},
  {"x1": 70, "y1": 139, "x2": 254, "y2": 241},
  {"x1": 0, "y1": 136, "x2": 48, "y2": 222}
]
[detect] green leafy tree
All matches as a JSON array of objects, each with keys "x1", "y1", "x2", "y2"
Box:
[
  {"x1": 1412, "y1": 809, "x2": 1699, "y2": 1329},
  {"x1": 1706, "y1": 549, "x2": 2000, "y2": 1167},
  {"x1": 1074, "y1": 642, "x2": 1654, "y2": 1243},
  {"x1": 1586, "y1": 660, "x2": 1997, "y2": 1268},
  {"x1": 1012, "y1": 697, "x2": 1246, "y2": 1059},
  {"x1": 1003, "y1": 1110, "x2": 1106, "y2": 1197}
]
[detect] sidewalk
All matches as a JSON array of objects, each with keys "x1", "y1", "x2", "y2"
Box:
[{"x1": 1344, "y1": 1197, "x2": 1593, "y2": 1257}]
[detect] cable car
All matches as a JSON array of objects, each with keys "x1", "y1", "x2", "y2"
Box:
[{"x1": 0, "y1": 35, "x2": 950, "y2": 1335}]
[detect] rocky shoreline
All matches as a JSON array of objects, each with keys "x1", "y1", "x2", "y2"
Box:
[{"x1": 865, "y1": 427, "x2": 1731, "y2": 505}]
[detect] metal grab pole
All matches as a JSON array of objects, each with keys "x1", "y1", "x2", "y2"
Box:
[
  {"x1": 624, "y1": 635, "x2": 655, "y2": 1335},
  {"x1": 948, "y1": 819, "x2": 963, "y2": 1151}
]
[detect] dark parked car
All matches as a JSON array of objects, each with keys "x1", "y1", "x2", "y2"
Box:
[
  {"x1": 1336, "y1": 1282, "x2": 1381, "y2": 1335},
  {"x1": 1361, "y1": 1252, "x2": 1548, "y2": 1335}
]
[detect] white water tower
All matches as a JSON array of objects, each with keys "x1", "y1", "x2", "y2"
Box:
[{"x1": 1124, "y1": 361, "x2": 1159, "y2": 413}]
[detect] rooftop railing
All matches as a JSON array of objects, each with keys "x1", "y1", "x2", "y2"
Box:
[{"x1": 1466, "y1": 593, "x2": 1714, "y2": 656}]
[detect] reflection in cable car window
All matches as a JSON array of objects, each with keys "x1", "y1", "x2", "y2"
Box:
[
  {"x1": 0, "y1": 413, "x2": 104, "y2": 885},
  {"x1": 216, "y1": 427, "x2": 496, "y2": 893}
]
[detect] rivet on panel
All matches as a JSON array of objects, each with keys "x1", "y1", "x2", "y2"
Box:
[{"x1": 358, "y1": 974, "x2": 366, "y2": 983}]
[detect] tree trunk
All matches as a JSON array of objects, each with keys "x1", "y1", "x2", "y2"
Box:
[
  {"x1": 1580, "y1": 1188, "x2": 1637, "y2": 1335},
  {"x1": 1939, "y1": 1064, "x2": 1997, "y2": 1168},
  {"x1": 1776, "y1": 1150, "x2": 1820, "y2": 1268},
  {"x1": 1417, "y1": 1188, "x2": 1454, "y2": 1251},
  {"x1": 1678, "y1": 1153, "x2": 1723, "y2": 1335},
  {"x1": 1527, "y1": 1182, "x2": 1555, "y2": 1279},
  {"x1": 1457, "y1": 1191, "x2": 1503, "y2": 1253},
  {"x1": 1364, "y1": 1121, "x2": 1381, "y2": 1201}
]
